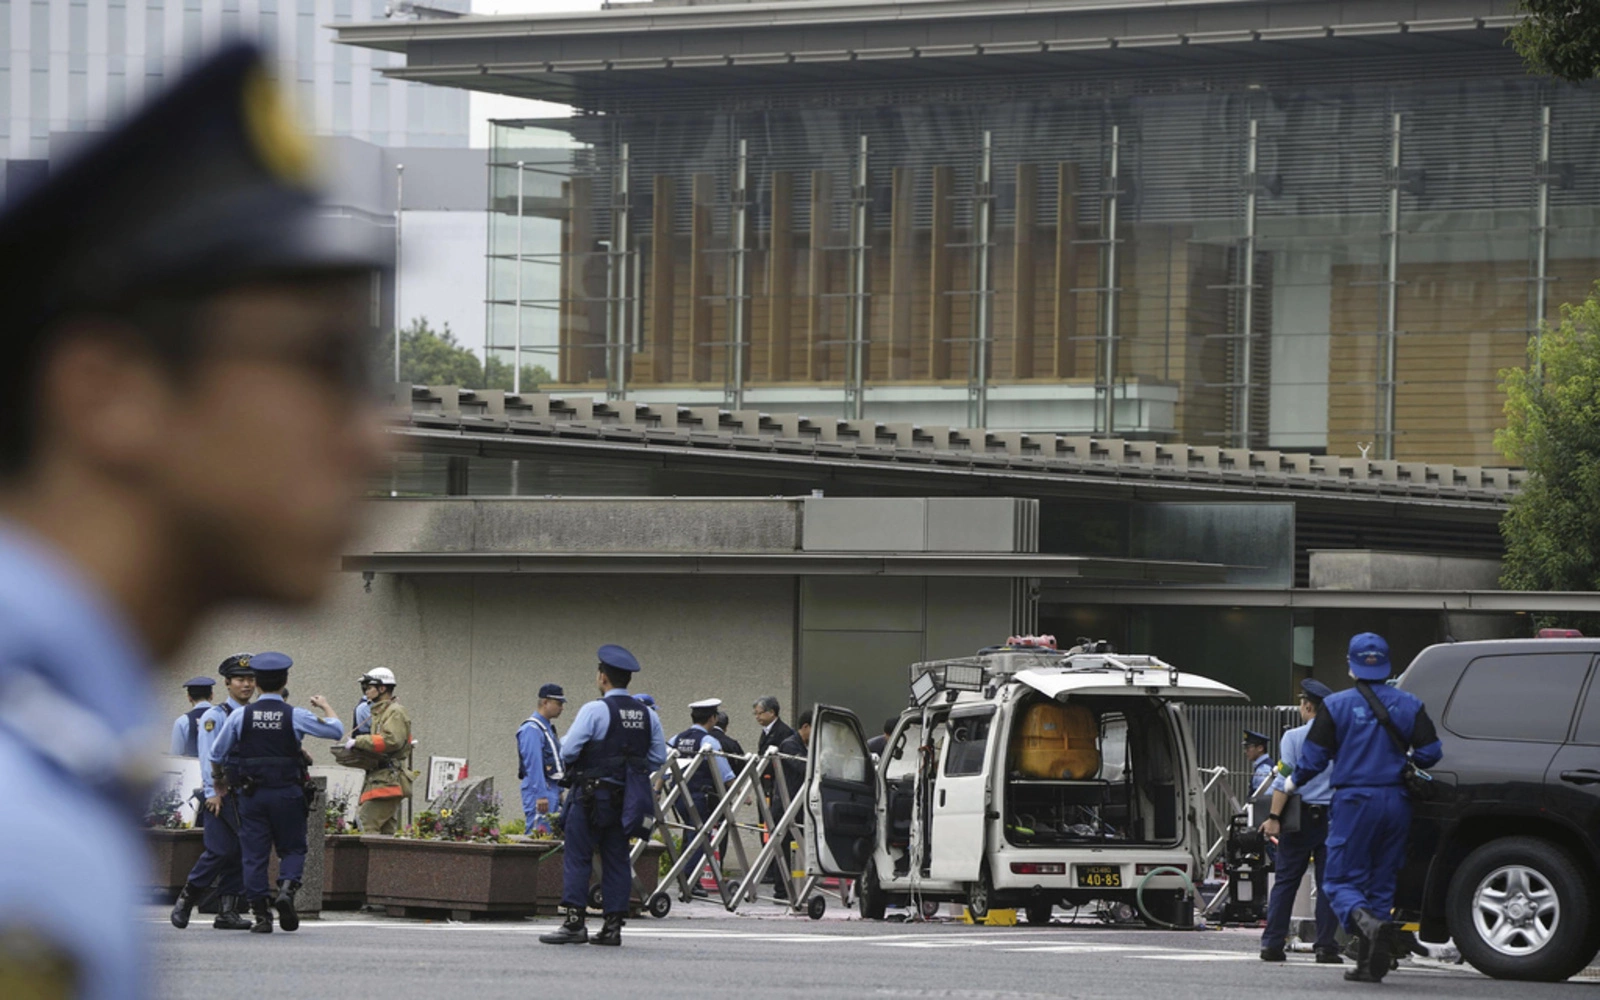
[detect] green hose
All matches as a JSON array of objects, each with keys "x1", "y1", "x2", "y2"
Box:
[{"x1": 1134, "y1": 865, "x2": 1196, "y2": 930}]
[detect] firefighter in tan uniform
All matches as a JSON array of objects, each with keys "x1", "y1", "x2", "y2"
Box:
[{"x1": 335, "y1": 668, "x2": 413, "y2": 834}]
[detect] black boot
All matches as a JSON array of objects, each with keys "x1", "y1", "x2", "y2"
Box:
[
  {"x1": 249, "y1": 897, "x2": 273, "y2": 934},
  {"x1": 591, "y1": 914, "x2": 624, "y2": 947},
  {"x1": 274, "y1": 881, "x2": 301, "y2": 932},
  {"x1": 539, "y1": 908, "x2": 588, "y2": 945},
  {"x1": 1343, "y1": 908, "x2": 1389, "y2": 982},
  {"x1": 213, "y1": 894, "x2": 253, "y2": 931},
  {"x1": 170, "y1": 883, "x2": 202, "y2": 929}
]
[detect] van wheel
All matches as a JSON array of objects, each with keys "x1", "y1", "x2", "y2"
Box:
[
  {"x1": 858, "y1": 862, "x2": 888, "y2": 921},
  {"x1": 966, "y1": 866, "x2": 993, "y2": 920},
  {"x1": 1025, "y1": 902, "x2": 1053, "y2": 926},
  {"x1": 1447, "y1": 836, "x2": 1595, "y2": 981}
]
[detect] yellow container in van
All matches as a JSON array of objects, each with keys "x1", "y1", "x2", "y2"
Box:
[{"x1": 1013, "y1": 702, "x2": 1100, "y2": 779}]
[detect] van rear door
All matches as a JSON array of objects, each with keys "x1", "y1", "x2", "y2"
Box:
[
  {"x1": 928, "y1": 704, "x2": 996, "y2": 882},
  {"x1": 804, "y1": 705, "x2": 877, "y2": 878}
]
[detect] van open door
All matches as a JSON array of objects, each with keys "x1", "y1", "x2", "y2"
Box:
[{"x1": 804, "y1": 705, "x2": 877, "y2": 878}]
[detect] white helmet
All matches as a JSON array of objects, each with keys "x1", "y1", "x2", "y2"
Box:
[{"x1": 360, "y1": 667, "x2": 397, "y2": 687}]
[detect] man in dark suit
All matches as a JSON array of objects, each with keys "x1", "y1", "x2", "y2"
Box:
[{"x1": 753, "y1": 696, "x2": 799, "y2": 899}]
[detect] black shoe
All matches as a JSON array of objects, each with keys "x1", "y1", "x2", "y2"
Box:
[
  {"x1": 1259, "y1": 947, "x2": 1286, "y2": 962},
  {"x1": 249, "y1": 897, "x2": 273, "y2": 934},
  {"x1": 1343, "y1": 966, "x2": 1381, "y2": 982},
  {"x1": 690, "y1": 886, "x2": 709, "y2": 899},
  {"x1": 170, "y1": 883, "x2": 201, "y2": 929},
  {"x1": 1314, "y1": 949, "x2": 1345, "y2": 965},
  {"x1": 213, "y1": 895, "x2": 253, "y2": 931},
  {"x1": 591, "y1": 914, "x2": 624, "y2": 947},
  {"x1": 539, "y1": 908, "x2": 589, "y2": 945},
  {"x1": 274, "y1": 881, "x2": 301, "y2": 932}
]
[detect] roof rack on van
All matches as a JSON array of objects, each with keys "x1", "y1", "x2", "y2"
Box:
[{"x1": 1058, "y1": 652, "x2": 1183, "y2": 688}]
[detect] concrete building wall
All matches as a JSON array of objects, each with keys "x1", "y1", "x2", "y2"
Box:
[{"x1": 167, "y1": 572, "x2": 797, "y2": 823}]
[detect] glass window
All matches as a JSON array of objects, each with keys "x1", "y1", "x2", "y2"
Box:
[
  {"x1": 1572, "y1": 677, "x2": 1600, "y2": 746},
  {"x1": 1100, "y1": 714, "x2": 1128, "y2": 782},
  {"x1": 883, "y1": 719, "x2": 920, "y2": 781},
  {"x1": 816, "y1": 717, "x2": 868, "y2": 783},
  {"x1": 1445, "y1": 653, "x2": 1593, "y2": 743},
  {"x1": 943, "y1": 709, "x2": 993, "y2": 777}
]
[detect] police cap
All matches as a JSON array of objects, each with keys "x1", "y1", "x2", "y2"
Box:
[
  {"x1": 689, "y1": 698, "x2": 723, "y2": 710},
  {"x1": 1242, "y1": 729, "x2": 1271, "y2": 747},
  {"x1": 251, "y1": 651, "x2": 293, "y2": 672},
  {"x1": 597, "y1": 644, "x2": 641, "y2": 673},
  {"x1": 538, "y1": 683, "x2": 566, "y2": 702},
  {"x1": 1300, "y1": 678, "x2": 1334, "y2": 702},
  {"x1": 182, "y1": 676, "x2": 216, "y2": 689},
  {"x1": 0, "y1": 43, "x2": 390, "y2": 370},
  {"x1": 634, "y1": 693, "x2": 657, "y2": 709},
  {"x1": 218, "y1": 653, "x2": 256, "y2": 678},
  {"x1": 1347, "y1": 632, "x2": 1392, "y2": 681}
]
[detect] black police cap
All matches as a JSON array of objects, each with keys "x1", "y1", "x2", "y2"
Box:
[{"x1": 0, "y1": 43, "x2": 389, "y2": 343}]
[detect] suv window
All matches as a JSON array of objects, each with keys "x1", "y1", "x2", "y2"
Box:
[
  {"x1": 1444, "y1": 653, "x2": 1594, "y2": 743},
  {"x1": 1573, "y1": 675, "x2": 1600, "y2": 745}
]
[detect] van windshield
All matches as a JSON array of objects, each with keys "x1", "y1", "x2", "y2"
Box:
[{"x1": 1002, "y1": 695, "x2": 1182, "y2": 848}]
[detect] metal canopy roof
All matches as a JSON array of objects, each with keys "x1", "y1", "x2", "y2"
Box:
[{"x1": 333, "y1": 0, "x2": 1518, "y2": 104}]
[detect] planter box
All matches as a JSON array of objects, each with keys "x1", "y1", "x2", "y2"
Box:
[
  {"x1": 363, "y1": 837, "x2": 566, "y2": 918},
  {"x1": 146, "y1": 828, "x2": 205, "y2": 901},
  {"x1": 322, "y1": 836, "x2": 368, "y2": 909}
]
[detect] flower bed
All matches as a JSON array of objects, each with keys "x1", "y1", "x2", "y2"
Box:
[
  {"x1": 363, "y1": 837, "x2": 565, "y2": 918},
  {"x1": 323, "y1": 835, "x2": 368, "y2": 909},
  {"x1": 147, "y1": 828, "x2": 206, "y2": 901}
]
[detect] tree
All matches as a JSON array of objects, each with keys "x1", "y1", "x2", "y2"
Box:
[
  {"x1": 1496, "y1": 282, "x2": 1600, "y2": 627},
  {"x1": 1510, "y1": 0, "x2": 1600, "y2": 83},
  {"x1": 377, "y1": 317, "x2": 552, "y2": 391}
]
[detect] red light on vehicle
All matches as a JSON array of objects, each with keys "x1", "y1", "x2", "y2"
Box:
[
  {"x1": 1537, "y1": 628, "x2": 1583, "y2": 638},
  {"x1": 1135, "y1": 863, "x2": 1188, "y2": 876},
  {"x1": 1010, "y1": 862, "x2": 1067, "y2": 875}
]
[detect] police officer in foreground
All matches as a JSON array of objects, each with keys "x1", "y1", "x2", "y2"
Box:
[
  {"x1": 209, "y1": 652, "x2": 345, "y2": 932},
  {"x1": 518, "y1": 683, "x2": 567, "y2": 835},
  {"x1": 171, "y1": 678, "x2": 217, "y2": 757},
  {"x1": 1287, "y1": 633, "x2": 1443, "y2": 983},
  {"x1": 1258, "y1": 679, "x2": 1340, "y2": 964},
  {"x1": 0, "y1": 42, "x2": 386, "y2": 998},
  {"x1": 671, "y1": 697, "x2": 738, "y2": 896},
  {"x1": 171, "y1": 654, "x2": 258, "y2": 931},
  {"x1": 540, "y1": 645, "x2": 667, "y2": 947}
]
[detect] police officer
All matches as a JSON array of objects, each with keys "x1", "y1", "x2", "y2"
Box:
[
  {"x1": 1258, "y1": 679, "x2": 1340, "y2": 964},
  {"x1": 209, "y1": 652, "x2": 345, "y2": 933},
  {"x1": 170, "y1": 654, "x2": 257, "y2": 931},
  {"x1": 1287, "y1": 633, "x2": 1443, "y2": 983},
  {"x1": 540, "y1": 645, "x2": 667, "y2": 947},
  {"x1": 171, "y1": 678, "x2": 216, "y2": 757},
  {"x1": 1244, "y1": 729, "x2": 1275, "y2": 795},
  {"x1": 518, "y1": 682, "x2": 567, "y2": 834},
  {"x1": 671, "y1": 697, "x2": 738, "y2": 895},
  {"x1": 0, "y1": 43, "x2": 387, "y2": 998}
]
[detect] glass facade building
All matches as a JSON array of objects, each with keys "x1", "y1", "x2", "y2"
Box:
[{"x1": 486, "y1": 49, "x2": 1600, "y2": 465}]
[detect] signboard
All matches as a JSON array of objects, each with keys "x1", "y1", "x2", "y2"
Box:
[{"x1": 426, "y1": 756, "x2": 468, "y2": 802}]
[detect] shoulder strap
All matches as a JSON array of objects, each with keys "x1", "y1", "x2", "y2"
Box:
[{"x1": 1355, "y1": 681, "x2": 1410, "y2": 755}]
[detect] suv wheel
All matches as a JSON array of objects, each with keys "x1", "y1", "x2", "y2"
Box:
[{"x1": 1447, "y1": 836, "x2": 1596, "y2": 981}]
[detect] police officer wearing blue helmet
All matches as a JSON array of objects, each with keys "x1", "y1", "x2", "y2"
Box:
[
  {"x1": 171, "y1": 653, "x2": 258, "y2": 931},
  {"x1": 208, "y1": 652, "x2": 345, "y2": 932},
  {"x1": 541, "y1": 645, "x2": 667, "y2": 947},
  {"x1": 0, "y1": 41, "x2": 388, "y2": 999},
  {"x1": 1287, "y1": 633, "x2": 1443, "y2": 983},
  {"x1": 171, "y1": 677, "x2": 217, "y2": 757}
]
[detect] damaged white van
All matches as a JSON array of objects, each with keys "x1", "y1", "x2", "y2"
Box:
[{"x1": 802, "y1": 641, "x2": 1246, "y2": 927}]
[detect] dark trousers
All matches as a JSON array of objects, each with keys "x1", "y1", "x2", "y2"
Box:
[
  {"x1": 1261, "y1": 803, "x2": 1338, "y2": 952},
  {"x1": 1324, "y1": 785, "x2": 1411, "y2": 929},
  {"x1": 562, "y1": 787, "x2": 632, "y2": 915},
  {"x1": 184, "y1": 794, "x2": 244, "y2": 896},
  {"x1": 238, "y1": 785, "x2": 308, "y2": 901},
  {"x1": 674, "y1": 786, "x2": 717, "y2": 881}
]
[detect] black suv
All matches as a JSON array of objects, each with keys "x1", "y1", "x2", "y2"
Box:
[{"x1": 1394, "y1": 638, "x2": 1600, "y2": 981}]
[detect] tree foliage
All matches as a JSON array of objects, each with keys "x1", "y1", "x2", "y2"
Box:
[
  {"x1": 377, "y1": 317, "x2": 552, "y2": 392},
  {"x1": 1496, "y1": 283, "x2": 1600, "y2": 620},
  {"x1": 1510, "y1": 0, "x2": 1600, "y2": 83}
]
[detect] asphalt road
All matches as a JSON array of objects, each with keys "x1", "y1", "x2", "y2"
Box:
[{"x1": 148, "y1": 905, "x2": 1599, "y2": 999}]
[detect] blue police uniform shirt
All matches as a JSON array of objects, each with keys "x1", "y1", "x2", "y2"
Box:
[
  {"x1": 353, "y1": 697, "x2": 372, "y2": 735},
  {"x1": 197, "y1": 698, "x2": 247, "y2": 797},
  {"x1": 518, "y1": 713, "x2": 563, "y2": 818},
  {"x1": 1271, "y1": 722, "x2": 1333, "y2": 806},
  {"x1": 1292, "y1": 683, "x2": 1442, "y2": 790},
  {"x1": 560, "y1": 689, "x2": 668, "y2": 770},
  {"x1": 170, "y1": 701, "x2": 213, "y2": 756},
  {"x1": 209, "y1": 692, "x2": 343, "y2": 767},
  {"x1": 0, "y1": 522, "x2": 158, "y2": 1000},
  {"x1": 674, "y1": 724, "x2": 737, "y2": 785},
  {"x1": 1250, "y1": 752, "x2": 1274, "y2": 794}
]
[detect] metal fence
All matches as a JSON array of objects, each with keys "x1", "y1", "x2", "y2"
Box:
[{"x1": 1185, "y1": 704, "x2": 1303, "y2": 806}]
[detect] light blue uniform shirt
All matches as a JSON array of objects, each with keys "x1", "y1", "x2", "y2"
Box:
[
  {"x1": 560, "y1": 688, "x2": 669, "y2": 770},
  {"x1": 208, "y1": 693, "x2": 343, "y2": 765},
  {"x1": 169, "y1": 701, "x2": 212, "y2": 755},
  {"x1": 197, "y1": 698, "x2": 248, "y2": 797},
  {"x1": 0, "y1": 522, "x2": 157, "y2": 1000},
  {"x1": 354, "y1": 698, "x2": 372, "y2": 734},
  {"x1": 518, "y1": 713, "x2": 563, "y2": 820},
  {"x1": 1271, "y1": 721, "x2": 1333, "y2": 806}
]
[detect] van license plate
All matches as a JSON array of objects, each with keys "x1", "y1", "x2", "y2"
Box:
[{"x1": 1076, "y1": 865, "x2": 1122, "y2": 888}]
